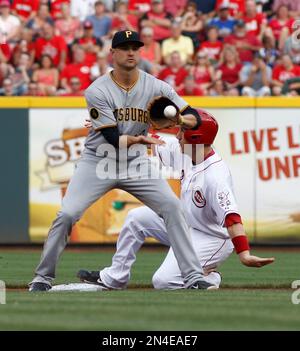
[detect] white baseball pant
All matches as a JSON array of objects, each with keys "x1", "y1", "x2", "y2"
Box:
[{"x1": 100, "y1": 206, "x2": 234, "y2": 289}]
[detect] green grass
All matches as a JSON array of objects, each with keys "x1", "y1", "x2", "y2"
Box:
[{"x1": 0, "y1": 248, "x2": 300, "y2": 330}]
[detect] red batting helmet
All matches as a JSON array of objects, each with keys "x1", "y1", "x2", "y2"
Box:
[{"x1": 184, "y1": 109, "x2": 219, "y2": 145}]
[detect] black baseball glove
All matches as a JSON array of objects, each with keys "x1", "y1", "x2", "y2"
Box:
[{"x1": 147, "y1": 96, "x2": 180, "y2": 129}]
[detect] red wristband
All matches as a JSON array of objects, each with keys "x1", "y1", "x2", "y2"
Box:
[{"x1": 232, "y1": 235, "x2": 250, "y2": 254}]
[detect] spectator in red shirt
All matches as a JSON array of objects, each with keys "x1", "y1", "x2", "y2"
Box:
[
  {"x1": 164, "y1": 0, "x2": 187, "y2": 17},
  {"x1": 128, "y1": 0, "x2": 151, "y2": 13},
  {"x1": 60, "y1": 46, "x2": 92, "y2": 92},
  {"x1": 158, "y1": 51, "x2": 188, "y2": 91},
  {"x1": 60, "y1": 76, "x2": 84, "y2": 96},
  {"x1": 111, "y1": 0, "x2": 138, "y2": 32},
  {"x1": 177, "y1": 75, "x2": 204, "y2": 96},
  {"x1": 268, "y1": 5, "x2": 294, "y2": 41},
  {"x1": 12, "y1": 0, "x2": 40, "y2": 22},
  {"x1": 216, "y1": 45, "x2": 242, "y2": 94},
  {"x1": 55, "y1": 2, "x2": 81, "y2": 45},
  {"x1": 34, "y1": 22, "x2": 67, "y2": 70},
  {"x1": 0, "y1": 42, "x2": 10, "y2": 62},
  {"x1": 269, "y1": 5, "x2": 295, "y2": 51},
  {"x1": 224, "y1": 20, "x2": 261, "y2": 63},
  {"x1": 26, "y1": 3, "x2": 54, "y2": 41},
  {"x1": 190, "y1": 51, "x2": 216, "y2": 94},
  {"x1": 51, "y1": 0, "x2": 70, "y2": 20},
  {"x1": 243, "y1": 0, "x2": 267, "y2": 38},
  {"x1": 73, "y1": 20, "x2": 103, "y2": 66},
  {"x1": 272, "y1": 54, "x2": 300, "y2": 95},
  {"x1": 140, "y1": 0, "x2": 173, "y2": 42},
  {"x1": 200, "y1": 26, "x2": 223, "y2": 65},
  {"x1": 32, "y1": 54, "x2": 59, "y2": 95}
]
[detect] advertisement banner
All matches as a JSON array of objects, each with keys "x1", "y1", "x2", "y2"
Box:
[
  {"x1": 211, "y1": 108, "x2": 300, "y2": 242},
  {"x1": 29, "y1": 106, "x2": 300, "y2": 243},
  {"x1": 255, "y1": 109, "x2": 300, "y2": 242}
]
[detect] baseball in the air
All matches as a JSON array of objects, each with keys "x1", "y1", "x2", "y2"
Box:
[{"x1": 164, "y1": 105, "x2": 177, "y2": 118}]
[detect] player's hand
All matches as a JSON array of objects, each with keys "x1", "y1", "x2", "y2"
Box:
[
  {"x1": 84, "y1": 119, "x2": 92, "y2": 129},
  {"x1": 239, "y1": 251, "x2": 275, "y2": 267},
  {"x1": 137, "y1": 135, "x2": 166, "y2": 146},
  {"x1": 120, "y1": 135, "x2": 166, "y2": 148}
]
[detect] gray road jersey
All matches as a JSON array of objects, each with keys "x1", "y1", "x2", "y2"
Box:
[{"x1": 84, "y1": 70, "x2": 188, "y2": 154}]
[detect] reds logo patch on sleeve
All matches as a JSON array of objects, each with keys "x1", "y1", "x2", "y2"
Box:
[{"x1": 192, "y1": 187, "x2": 206, "y2": 208}]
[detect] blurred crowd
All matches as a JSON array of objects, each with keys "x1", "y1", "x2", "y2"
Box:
[{"x1": 1, "y1": 0, "x2": 300, "y2": 97}]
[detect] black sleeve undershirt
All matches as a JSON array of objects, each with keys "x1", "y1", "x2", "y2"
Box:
[
  {"x1": 181, "y1": 106, "x2": 202, "y2": 130},
  {"x1": 101, "y1": 126, "x2": 120, "y2": 148}
]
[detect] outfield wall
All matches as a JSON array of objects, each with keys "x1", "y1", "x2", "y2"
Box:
[{"x1": 0, "y1": 97, "x2": 299, "y2": 243}]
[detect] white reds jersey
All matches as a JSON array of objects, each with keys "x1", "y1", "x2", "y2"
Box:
[{"x1": 154, "y1": 135, "x2": 240, "y2": 239}]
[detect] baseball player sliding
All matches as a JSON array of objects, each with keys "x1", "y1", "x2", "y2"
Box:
[
  {"x1": 29, "y1": 30, "x2": 215, "y2": 292},
  {"x1": 78, "y1": 112, "x2": 275, "y2": 290}
]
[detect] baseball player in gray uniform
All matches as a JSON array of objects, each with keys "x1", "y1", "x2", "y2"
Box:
[{"x1": 29, "y1": 30, "x2": 214, "y2": 292}]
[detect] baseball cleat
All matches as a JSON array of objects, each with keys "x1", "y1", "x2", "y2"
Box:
[
  {"x1": 76, "y1": 269, "x2": 109, "y2": 290},
  {"x1": 29, "y1": 282, "x2": 51, "y2": 292},
  {"x1": 204, "y1": 271, "x2": 222, "y2": 288},
  {"x1": 188, "y1": 280, "x2": 219, "y2": 290}
]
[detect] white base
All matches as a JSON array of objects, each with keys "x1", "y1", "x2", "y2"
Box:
[{"x1": 49, "y1": 283, "x2": 105, "y2": 292}]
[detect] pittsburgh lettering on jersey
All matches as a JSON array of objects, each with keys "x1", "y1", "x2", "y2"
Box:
[{"x1": 115, "y1": 108, "x2": 149, "y2": 124}]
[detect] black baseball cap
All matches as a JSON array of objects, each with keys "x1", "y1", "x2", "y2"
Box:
[{"x1": 111, "y1": 30, "x2": 144, "y2": 48}]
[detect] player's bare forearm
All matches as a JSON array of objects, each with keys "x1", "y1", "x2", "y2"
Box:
[
  {"x1": 227, "y1": 223, "x2": 245, "y2": 239},
  {"x1": 178, "y1": 114, "x2": 197, "y2": 129},
  {"x1": 84, "y1": 122, "x2": 165, "y2": 148},
  {"x1": 227, "y1": 223, "x2": 275, "y2": 267}
]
